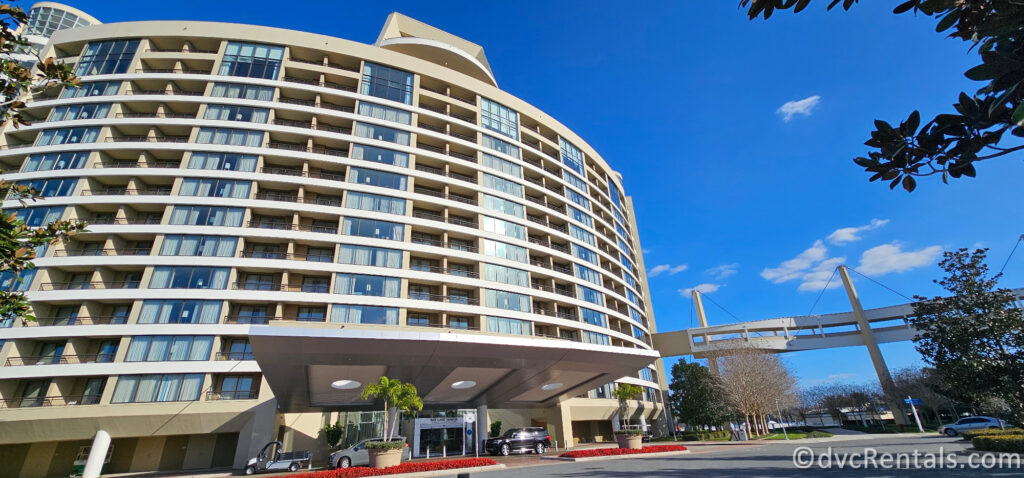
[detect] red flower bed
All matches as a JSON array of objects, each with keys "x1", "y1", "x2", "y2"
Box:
[
  {"x1": 291, "y1": 458, "x2": 498, "y2": 478},
  {"x1": 559, "y1": 445, "x2": 687, "y2": 458}
]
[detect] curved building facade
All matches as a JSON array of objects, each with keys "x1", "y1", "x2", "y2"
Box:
[{"x1": 0, "y1": 12, "x2": 667, "y2": 475}]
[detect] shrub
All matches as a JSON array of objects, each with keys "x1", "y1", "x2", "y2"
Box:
[
  {"x1": 489, "y1": 420, "x2": 502, "y2": 438},
  {"x1": 972, "y1": 436, "x2": 1024, "y2": 453},
  {"x1": 560, "y1": 445, "x2": 686, "y2": 458},
  {"x1": 961, "y1": 428, "x2": 1023, "y2": 441},
  {"x1": 615, "y1": 429, "x2": 644, "y2": 436},
  {"x1": 806, "y1": 431, "x2": 834, "y2": 438},
  {"x1": 364, "y1": 440, "x2": 405, "y2": 450},
  {"x1": 291, "y1": 458, "x2": 497, "y2": 478}
]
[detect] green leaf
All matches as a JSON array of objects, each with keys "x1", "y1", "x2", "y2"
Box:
[
  {"x1": 935, "y1": 9, "x2": 960, "y2": 33},
  {"x1": 902, "y1": 175, "x2": 917, "y2": 192},
  {"x1": 1012, "y1": 103, "x2": 1024, "y2": 127},
  {"x1": 893, "y1": 0, "x2": 916, "y2": 14}
]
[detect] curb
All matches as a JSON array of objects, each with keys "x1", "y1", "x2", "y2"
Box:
[
  {"x1": 541, "y1": 450, "x2": 690, "y2": 462},
  {"x1": 383, "y1": 464, "x2": 506, "y2": 477}
]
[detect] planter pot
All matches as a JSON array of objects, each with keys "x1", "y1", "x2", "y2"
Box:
[
  {"x1": 615, "y1": 434, "x2": 643, "y2": 449},
  {"x1": 368, "y1": 448, "x2": 403, "y2": 468}
]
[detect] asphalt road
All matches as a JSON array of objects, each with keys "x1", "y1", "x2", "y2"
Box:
[{"x1": 475, "y1": 434, "x2": 1024, "y2": 477}]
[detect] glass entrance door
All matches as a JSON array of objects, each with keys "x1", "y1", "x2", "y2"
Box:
[{"x1": 418, "y1": 428, "x2": 465, "y2": 457}]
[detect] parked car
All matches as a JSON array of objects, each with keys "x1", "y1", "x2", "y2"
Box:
[
  {"x1": 245, "y1": 441, "x2": 311, "y2": 475},
  {"x1": 938, "y1": 416, "x2": 1006, "y2": 437},
  {"x1": 327, "y1": 437, "x2": 410, "y2": 469},
  {"x1": 484, "y1": 427, "x2": 551, "y2": 456}
]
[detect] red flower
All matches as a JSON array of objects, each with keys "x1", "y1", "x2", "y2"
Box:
[
  {"x1": 289, "y1": 458, "x2": 498, "y2": 478},
  {"x1": 558, "y1": 445, "x2": 687, "y2": 458}
]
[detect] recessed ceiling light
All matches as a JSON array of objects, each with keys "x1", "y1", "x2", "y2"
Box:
[
  {"x1": 541, "y1": 383, "x2": 563, "y2": 391},
  {"x1": 331, "y1": 380, "x2": 360, "y2": 390},
  {"x1": 451, "y1": 380, "x2": 477, "y2": 389}
]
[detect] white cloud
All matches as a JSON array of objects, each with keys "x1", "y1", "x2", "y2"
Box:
[
  {"x1": 706, "y1": 263, "x2": 739, "y2": 280},
  {"x1": 857, "y1": 243, "x2": 942, "y2": 276},
  {"x1": 648, "y1": 263, "x2": 687, "y2": 277},
  {"x1": 797, "y1": 257, "x2": 845, "y2": 292},
  {"x1": 679, "y1": 283, "x2": 722, "y2": 297},
  {"x1": 760, "y1": 240, "x2": 828, "y2": 283},
  {"x1": 777, "y1": 95, "x2": 821, "y2": 122},
  {"x1": 642, "y1": 248, "x2": 651, "y2": 254},
  {"x1": 826, "y1": 218, "x2": 890, "y2": 245}
]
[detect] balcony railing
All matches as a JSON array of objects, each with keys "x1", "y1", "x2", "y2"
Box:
[
  {"x1": 33, "y1": 316, "x2": 127, "y2": 326},
  {"x1": 87, "y1": 217, "x2": 162, "y2": 225},
  {"x1": 39, "y1": 281, "x2": 140, "y2": 290},
  {"x1": 205, "y1": 390, "x2": 258, "y2": 401},
  {"x1": 245, "y1": 221, "x2": 338, "y2": 234},
  {"x1": 105, "y1": 136, "x2": 189, "y2": 143},
  {"x1": 215, "y1": 352, "x2": 255, "y2": 361},
  {"x1": 53, "y1": 248, "x2": 151, "y2": 256},
  {"x1": 92, "y1": 161, "x2": 181, "y2": 169},
  {"x1": 115, "y1": 112, "x2": 196, "y2": 119},
  {"x1": 81, "y1": 188, "x2": 172, "y2": 196},
  {"x1": 409, "y1": 265, "x2": 480, "y2": 279},
  {"x1": 410, "y1": 236, "x2": 479, "y2": 253},
  {"x1": 0, "y1": 395, "x2": 102, "y2": 408},
  {"x1": 267, "y1": 142, "x2": 348, "y2": 158},
  {"x1": 406, "y1": 321, "x2": 481, "y2": 331},
  {"x1": 238, "y1": 250, "x2": 333, "y2": 262},
  {"x1": 230, "y1": 282, "x2": 330, "y2": 293},
  {"x1": 408, "y1": 292, "x2": 480, "y2": 306},
  {"x1": 5, "y1": 353, "x2": 114, "y2": 366},
  {"x1": 134, "y1": 68, "x2": 212, "y2": 75}
]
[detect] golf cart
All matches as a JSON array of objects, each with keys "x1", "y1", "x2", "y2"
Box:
[{"x1": 245, "y1": 441, "x2": 311, "y2": 475}]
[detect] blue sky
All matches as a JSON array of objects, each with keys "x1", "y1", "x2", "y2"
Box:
[{"x1": 68, "y1": 0, "x2": 1024, "y2": 387}]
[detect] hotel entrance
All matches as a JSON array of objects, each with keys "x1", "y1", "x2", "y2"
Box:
[{"x1": 411, "y1": 415, "x2": 475, "y2": 458}]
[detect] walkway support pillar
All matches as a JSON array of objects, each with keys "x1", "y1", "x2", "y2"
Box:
[
  {"x1": 692, "y1": 291, "x2": 719, "y2": 375},
  {"x1": 838, "y1": 266, "x2": 906, "y2": 425}
]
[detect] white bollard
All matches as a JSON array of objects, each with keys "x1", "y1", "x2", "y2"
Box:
[
  {"x1": 82, "y1": 430, "x2": 111, "y2": 478},
  {"x1": 443, "y1": 445, "x2": 446, "y2": 458}
]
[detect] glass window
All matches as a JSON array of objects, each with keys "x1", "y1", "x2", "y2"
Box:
[
  {"x1": 12, "y1": 206, "x2": 64, "y2": 227},
  {"x1": 76, "y1": 39, "x2": 140, "y2": 76},
  {"x1": 0, "y1": 269, "x2": 36, "y2": 292},
  {"x1": 559, "y1": 138, "x2": 585, "y2": 175},
  {"x1": 482, "y1": 134, "x2": 520, "y2": 159},
  {"x1": 572, "y1": 244, "x2": 599, "y2": 265},
  {"x1": 111, "y1": 374, "x2": 203, "y2": 403},
  {"x1": 351, "y1": 144, "x2": 409, "y2": 167},
  {"x1": 482, "y1": 173, "x2": 523, "y2": 198},
  {"x1": 26, "y1": 6, "x2": 91, "y2": 37},
  {"x1": 629, "y1": 307, "x2": 646, "y2": 326},
  {"x1": 639, "y1": 367, "x2": 654, "y2": 382},
  {"x1": 563, "y1": 171, "x2": 588, "y2": 193},
  {"x1": 582, "y1": 331, "x2": 610, "y2": 346},
  {"x1": 15, "y1": 178, "x2": 76, "y2": 197},
  {"x1": 169, "y1": 206, "x2": 244, "y2": 227},
  {"x1": 485, "y1": 289, "x2": 531, "y2": 312},
  {"x1": 60, "y1": 81, "x2": 120, "y2": 99},
  {"x1": 567, "y1": 206, "x2": 593, "y2": 227},
  {"x1": 334, "y1": 273, "x2": 400, "y2": 297},
  {"x1": 570, "y1": 224, "x2": 596, "y2": 246},
  {"x1": 348, "y1": 167, "x2": 407, "y2": 190},
  {"x1": 633, "y1": 325, "x2": 647, "y2": 341},
  {"x1": 204, "y1": 104, "x2": 269, "y2": 123},
  {"x1": 219, "y1": 42, "x2": 284, "y2": 79},
  {"x1": 357, "y1": 102, "x2": 412, "y2": 125},
  {"x1": 342, "y1": 217, "x2": 404, "y2": 241},
  {"x1": 626, "y1": 289, "x2": 641, "y2": 307},
  {"x1": 581, "y1": 308, "x2": 607, "y2": 328},
  {"x1": 482, "y1": 216, "x2": 526, "y2": 240},
  {"x1": 566, "y1": 189, "x2": 590, "y2": 210},
  {"x1": 574, "y1": 264, "x2": 602, "y2": 285},
  {"x1": 297, "y1": 306, "x2": 326, "y2": 321},
  {"x1": 149, "y1": 267, "x2": 230, "y2": 289},
  {"x1": 337, "y1": 244, "x2": 402, "y2": 268},
  {"x1": 48, "y1": 103, "x2": 110, "y2": 122},
  {"x1": 360, "y1": 63, "x2": 414, "y2": 104},
  {"x1": 480, "y1": 98, "x2": 518, "y2": 140},
  {"x1": 330, "y1": 305, "x2": 398, "y2": 325},
  {"x1": 621, "y1": 253, "x2": 634, "y2": 273},
  {"x1": 195, "y1": 127, "x2": 264, "y2": 147},
  {"x1": 22, "y1": 151, "x2": 89, "y2": 172},
  {"x1": 483, "y1": 263, "x2": 529, "y2": 287},
  {"x1": 125, "y1": 336, "x2": 213, "y2": 361},
  {"x1": 353, "y1": 122, "x2": 410, "y2": 146},
  {"x1": 482, "y1": 153, "x2": 522, "y2": 178},
  {"x1": 578, "y1": 285, "x2": 605, "y2": 307},
  {"x1": 345, "y1": 191, "x2": 406, "y2": 215},
  {"x1": 609, "y1": 182, "x2": 623, "y2": 211},
  {"x1": 35, "y1": 127, "x2": 100, "y2": 146},
  {"x1": 481, "y1": 194, "x2": 524, "y2": 218},
  {"x1": 179, "y1": 178, "x2": 251, "y2": 199},
  {"x1": 486, "y1": 316, "x2": 532, "y2": 336},
  {"x1": 159, "y1": 235, "x2": 237, "y2": 257},
  {"x1": 211, "y1": 83, "x2": 275, "y2": 101},
  {"x1": 483, "y1": 239, "x2": 527, "y2": 263},
  {"x1": 187, "y1": 152, "x2": 257, "y2": 172},
  {"x1": 616, "y1": 222, "x2": 629, "y2": 240},
  {"x1": 623, "y1": 271, "x2": 638, "y2": 290},
  {"x1": 137, "y1": 300, "x2": 221, "y2": 324}
]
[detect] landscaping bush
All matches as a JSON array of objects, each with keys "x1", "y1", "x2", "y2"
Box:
[
  {"x1": 291, "y1": 458, "x2": 497, "y2": 478},
  {"x1": 560, "y1": 445, "x2": 686, "y2": 458},
  {"x1": 972, "y1": 436, "x2": 1024, "y2": 453},
  {"x1": 678, "y1": 430, "x2": 730, "y2": 441},
  {"x1": 806, "y1": 430, "x2": 834, "y2": 438},
  {"x1": 961, "y1": 428, "x2": 1023, "y2": 441}
]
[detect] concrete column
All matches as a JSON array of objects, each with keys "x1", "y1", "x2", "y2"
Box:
[
  {"x1": 233, "y1": 398, "x2": 279, "y2": 470},
  {"x1": 838, "y1": 266, "x2": 906, "y2": 425},
  {"x1": 556, "y1": 401, "x2": 574, "y2": 449},
  {"x1": 475, "y1": 404, "x2": 487, "y2": 455}
]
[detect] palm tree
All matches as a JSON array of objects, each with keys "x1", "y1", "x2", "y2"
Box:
[
  {"x1": 361, "y1": 376, "x2": 424, "y2": 442},
  {"x1": 612, "y1": 384, "x2": 644, "y2": 430}
]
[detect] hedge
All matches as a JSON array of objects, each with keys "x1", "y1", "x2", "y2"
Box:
[
  {"x1": 972, "y1": 436, "x2": 1024, "y2": 453},
  {"x1": 290, "y1": 458, "x2": 498, "y2": 478},
  {"x1": 560, "y1": 445, "x2": 687, "y2": 458},
  {"x1": 961, "y1": 428, "x2": 1023, "y2": 441},
  {"x1": 679, "y1": 430, "x2": 730, "y2": 441}
]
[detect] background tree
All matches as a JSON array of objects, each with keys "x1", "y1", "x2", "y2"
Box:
[
  {"x1": 910, "y1": 248, "x2": 1024, "y2": 424},
  {"x1": 892, "y1": 366, "x2": 959, "y2": 424},
  {"x1": 738, "y1": 0, "x2": 1024, "y2": 191},
  {"x1": 718, "y1": 346, "x2": 797, "y2": 436},
  {"x1": 669, "y1": 361, "x2": 732, "y2": 430},
  {"x1": 360, "y1": 376, "x2": 423, "y2": 445},
  {"x1": 611, "y1": 383, "x2": 644, "y2": 430},
  {"x1": 1, "y1": 4, "x2": 85, "y2": 323}
]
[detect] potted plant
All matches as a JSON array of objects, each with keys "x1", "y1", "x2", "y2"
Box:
[
  {"x1": 612, "y1": 384, "x2": 644, "y2": 449},
  {"x1": 360, "y1": 376, "x2": 423, "y2": 468},
  {"x1": 323, "y1": 420, "x2": 344, "y2": 450}
]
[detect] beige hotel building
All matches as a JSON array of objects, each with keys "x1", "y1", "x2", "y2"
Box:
[{"x1": 0, "y1": 4, "x2": 669, "y2": 476}]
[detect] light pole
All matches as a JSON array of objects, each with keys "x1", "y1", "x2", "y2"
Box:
[{"x1": 775, "y1": 399, "x2": 789, "y2": 440}]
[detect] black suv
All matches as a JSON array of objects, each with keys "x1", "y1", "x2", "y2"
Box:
[{"x1": 484, "y1": 427, "x2": 551, "y2": 456}]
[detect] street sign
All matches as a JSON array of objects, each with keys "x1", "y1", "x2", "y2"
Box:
[
  {"x1": 466, "y1": 428, "x2": 473, "y2": 436},
  {"x1": 904, "y1": 398, "x2": 923, "y2": 406},
  {"x1": 464, "y1": 413, "x2": 476, "y2": 424}
]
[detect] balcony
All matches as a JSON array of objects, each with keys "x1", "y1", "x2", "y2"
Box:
[
  {"x1": 33, "y1": 316, "x2": 127, "y2": 326},
  {"x1": 92, "y1": 161, "x2": 181, "y2": 169},
  {"x1": 52, "y1": 247, "x2": 151, "y2": 256},
  {"x1": 231, "y1": 282, "x2": 331, "y2": 293},
  {"x1": 38, "y1": 281, "x2": 140, "y2": 290},
  {"x1": 105, "y1": 136, "x2": 190, "y2": 143},
  {"x1": 5, "y1": 353, "x2": 114, "y2": 366},
  {"x1": 409, "y1": 264, "x2": 480, "y2": 279},
  {"x1": 81, "y1": 187, "x2": 172, "y2": 196},
  {"x1": 0, "y1": 395, "x2": 102, "y2": 408},
  {"x1": 407, "y1": 292, "x2": 480, "y2": 306},
  {"x1": 215, "y1": 352, "x2": 255, "y2": 360},
  {"x1": 205, "y1": 390, "x2": 258, "y2": 400},
  {"x1": 267, "y1": 142, "x2": 348, "y2": 158}
]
